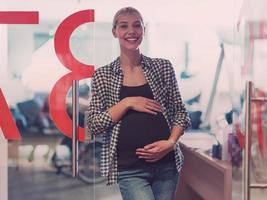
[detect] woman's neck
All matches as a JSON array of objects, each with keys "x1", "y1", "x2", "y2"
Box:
[{"x1": 119, "y1": 49, "x2": 141, "y2": 70}]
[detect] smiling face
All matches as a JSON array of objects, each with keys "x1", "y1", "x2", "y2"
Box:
[{"x1": 112, "y1": 12, "x2": 144, "y2": 52}]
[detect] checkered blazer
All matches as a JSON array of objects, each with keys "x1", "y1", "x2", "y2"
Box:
[{"x1": 86, "y1": 54, "x2": 191, "y2": 185}]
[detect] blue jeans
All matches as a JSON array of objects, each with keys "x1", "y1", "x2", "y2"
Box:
[{"x1": 118, "y1": 162, "x2": 179, "y2": 200}]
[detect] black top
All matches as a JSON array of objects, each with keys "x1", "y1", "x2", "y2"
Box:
[{"x1": 117, "y1": 82, "x2": 175, "y2": 171}]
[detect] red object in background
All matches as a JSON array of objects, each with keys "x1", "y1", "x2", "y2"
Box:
[
  {"x1": 0, "y1": 11, "x2": 39, "y2": 140},
  {"x1": 236, "y1": 89, "x2": 266, "y2": 159},
  {"x1": 255, "y1": 89, "x2": 265, "y2": 158},
  {"x1": 242, "y1": 21, "x2": 266, "y2": 76},
  {"x1": 0, "y1": 89, "x2": 21, "y2": 140},
  {"x1": 49, "y1": 10, "x2": 95, "y2": 141}
]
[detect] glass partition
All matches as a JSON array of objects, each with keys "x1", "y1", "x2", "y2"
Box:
[{"x1": 2, "y1": 1, "x2": 266, "y2": 200}]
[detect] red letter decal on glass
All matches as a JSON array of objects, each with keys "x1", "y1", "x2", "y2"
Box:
[
  {"x1": 0, "y1": 11, "x2": 39, "y2": 140},
  {"x1": 50, "y1": 10, "x2": 95, "y2": 141},
  {"x1": 0, "y1": 11, "x2": 38, "y2": 24},
  {"x1": 0, "y1": 89, "x2": 21, "y2": 140}
]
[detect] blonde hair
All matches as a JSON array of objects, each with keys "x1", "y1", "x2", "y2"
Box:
[{"x1": 112, "y1": 7, "x2": 144, "y2": 29}]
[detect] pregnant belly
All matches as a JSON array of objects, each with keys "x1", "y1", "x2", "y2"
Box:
[{"x1": 117, "y1": 110, "x2": 170, "y2": 151}]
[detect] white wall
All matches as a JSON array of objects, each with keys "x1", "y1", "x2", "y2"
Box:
[{"x1": 6, "y1": 25, "x2": 35, "y2": 105}]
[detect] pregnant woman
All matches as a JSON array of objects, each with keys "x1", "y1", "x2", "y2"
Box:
[{"x1": 87, "y1": 7, "x2": 191, "y2": 200}]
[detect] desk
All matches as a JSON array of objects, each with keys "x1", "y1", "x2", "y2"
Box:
[{"x1": 176, "y1": 143, "x2": 232, "y2": 200}]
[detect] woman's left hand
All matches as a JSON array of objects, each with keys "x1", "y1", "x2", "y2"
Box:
[{"x1": 136, "y1": 140, "x2": 174, "y2": 162}]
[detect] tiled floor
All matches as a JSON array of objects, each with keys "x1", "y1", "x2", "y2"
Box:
[
  {"x1": 232, "y1": 164, "x2": 267, "y2": 200},
  {"x1": 8, "y1": 163, "x2": 122, "y2": 200},
  {"x1": 8, "y1": 136, "x2": 267, "y2": 200},
  {"x1": 8, "y1": 135, "x2": 122, "y2": 200}
]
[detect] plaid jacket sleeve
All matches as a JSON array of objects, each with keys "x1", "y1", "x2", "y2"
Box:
[
  {"x1": 86, "y1": 69, "x2": 114, "y2": 135},
  {"x1": 167, "y1": 60, "x2": 191, "y2": 130}
]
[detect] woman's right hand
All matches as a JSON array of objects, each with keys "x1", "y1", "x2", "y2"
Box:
[{"x1": 124, "y1": 96, "x2": 163, "y2": 115}]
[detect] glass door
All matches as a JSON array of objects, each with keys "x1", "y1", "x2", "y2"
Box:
[{"x1": 3, "y1": 2, "x2": 121, "y2": 200}]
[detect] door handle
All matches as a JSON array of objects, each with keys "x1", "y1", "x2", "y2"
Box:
[{"x1": 72, "y1": 80, "x2": 79, "y2": 178}]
